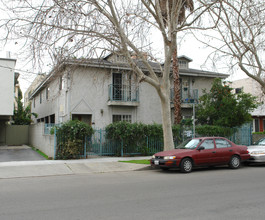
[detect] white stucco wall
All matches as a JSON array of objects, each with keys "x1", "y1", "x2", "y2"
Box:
[
  {"x1": 0, "y1": 58, "x2": 16, "y2": 116},
  {"x1": 69, "y1": 67, "x2": 111, "y2": 127},
  {"x1": 31, "y1": 66, "x2": 219, "y2": 128},
  {"x1": 231, "y1": 77, "x2": 264, "y2": 101},
  {"x1": 29, "y1": 123, "x2": 54, "y2": 158},
  {"x1": 31, "y1": 73, "x2": 63, "y2": 123}
]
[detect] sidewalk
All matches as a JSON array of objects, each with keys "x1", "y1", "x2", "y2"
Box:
[{"x1": 0, "y1": 156, "x2": 152, "y2": 179}]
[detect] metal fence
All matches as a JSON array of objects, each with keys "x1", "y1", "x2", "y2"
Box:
[
  {"x1": 53, "y1": 123, "x2": 253, "y2": 159},
  {"x1": 86, "y1": 129, "x2": 164, "y2": 157},
  {"x1": 229, "y1": 123, "x2": 253, "y2": 146}
]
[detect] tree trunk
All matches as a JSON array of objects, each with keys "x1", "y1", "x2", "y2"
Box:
[
  {"x1": 159, "y1": 89, "x2": 175, "y2": 151},
  {"x1": 173, "y1": 48, "x2": 182, "y2": 124}
]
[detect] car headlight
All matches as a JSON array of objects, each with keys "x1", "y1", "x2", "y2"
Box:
[
  {"x1": 251, "y1": 151, "x2": 265, "y2": 155},
  {"x1": 164, "y1": 156, "x2": 176, "y2": 160}
]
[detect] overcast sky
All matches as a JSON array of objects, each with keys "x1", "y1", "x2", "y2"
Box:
[{"x1": 0, "y1": 23, "x2": 248, "y2": 95}]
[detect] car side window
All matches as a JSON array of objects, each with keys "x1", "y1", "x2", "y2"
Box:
[
  {"x1": 215, "y1": 139, "x2": 232, "y2": 148},
  {"x1": 201, "y1": 139, "x2": 215, "y2": 149}
]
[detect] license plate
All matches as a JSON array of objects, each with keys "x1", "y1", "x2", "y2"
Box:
[{"x1": 154, "y1": 160, "x2": 159, "y2": 165}]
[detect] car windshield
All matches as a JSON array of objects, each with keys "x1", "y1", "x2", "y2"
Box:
[
  {"x1": 176, "y1": 139, "x2": 202, "y2": 149},
  {"x1": 257, "y1": 138, "x2": 265, "y2": 145}
]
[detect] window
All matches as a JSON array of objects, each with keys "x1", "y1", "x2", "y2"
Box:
[
  {"x1": 179, "y1": 60, "x2": 188, "y2": 69},
  {"x1": 235, "y1": 88, "x2": 242, "y2": 94},
  {"x1": 33, "y1": 98, "x2": 35, "y2": 108},
  {"x1": 40, "y1": 92, "x2": 42, "y2": 104},
  {"x1": 201, "y1": 139, "x2": 214, "y2": 149},
  {"x1": 116, "y1": 55, "x2": 127, "y2": 63},
  {"x1": 28, "y1": 91, "x2": 31, "y2": 100},
  {"x1": 215, "y1": 139, "x2": 232, "y2": 148},
  {"x1": 59, "y1": 76, "x2": 63, "y2": 90},
  {"x1": 113, "y1": 115, "x2": 132, "y2": 123},
  {"x1": 50, "y1": 114, "x2": 55, "y2": 124},
  {"x1": 46, "y1": 87, "x2": 49, "y2": 100},
  {"x1": 254, "y1": 118, "x2": 260, "y2": 132},
  {"x1": 182, "y1": 80, "x2": 189, "y2": 87},
  {"x1": 45, "y1": 116, "x2": 49, "y2": 124}
]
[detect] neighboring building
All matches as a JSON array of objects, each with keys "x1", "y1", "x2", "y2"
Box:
[
  {"x1": 231, "y1": 77, "x2": 265, "y2": 132},
  {"x1": 24, "y1": 73, "x2": 46, "y2": 107},
  {"x1": 29, "y1": 54, "x2": 227, "y2": 128},
  {"x1": 0, "y1": 57, "x2": 16, "y2": 145}
]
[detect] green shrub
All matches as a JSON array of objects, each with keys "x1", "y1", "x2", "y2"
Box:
[
  {"x1": 105, "y1": 122, "x2": 182, "y2": 155},
  {"x1": 196, "y1": 125, "x2": 233, "y2": 137},
  {"x1": 55, "y1": 120, "x2": 94, "y2": 159},
  {"x1": 252, "y1": 131, "x2": 265, "y2": 134}
]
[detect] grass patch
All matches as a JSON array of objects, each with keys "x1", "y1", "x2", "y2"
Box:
[
  {"x1": 119, "y1": 159, "x2": 150, "y2": 164},
  {"x1": 30, "y1": 146, "x2": 50, "y2": 160}
]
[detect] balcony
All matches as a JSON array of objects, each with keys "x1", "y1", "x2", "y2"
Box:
[
  {"x1": 108, "y1": 84, "x2": 139, "y2": 106},
  {"x1": 170, "y1": 88, "x2": 198, "y2": 107}
]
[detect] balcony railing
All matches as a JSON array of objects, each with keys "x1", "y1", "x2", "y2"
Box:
[
  {"x1": 108, "y1": 84, "x2": 139, "y2": 102},
  {"x1": 170, "y1": 88, "x2": 199, "y2": 104}
]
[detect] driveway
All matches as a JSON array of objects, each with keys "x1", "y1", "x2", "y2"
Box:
[{"x1": 0, "y1": 145, "x2": 46, "y2": 162}]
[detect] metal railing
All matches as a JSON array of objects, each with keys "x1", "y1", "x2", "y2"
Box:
[
  {"x1": 170, "y1": 88, "x2": 199, "y2": 104},
  {"x1": 108, "y1": 84, "x2": 139, "y2": 102}
]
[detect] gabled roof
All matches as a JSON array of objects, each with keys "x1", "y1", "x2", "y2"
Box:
[{"x1": 178, "y1": 55, "x2": 193, "y2": 62}]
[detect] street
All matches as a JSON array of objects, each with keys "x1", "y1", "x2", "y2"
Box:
[{"x1": 0, "y1": 165, "x2": 265, "y2": 220}]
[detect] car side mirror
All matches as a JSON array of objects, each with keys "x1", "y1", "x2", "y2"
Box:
[{"x1": 197, "y1": 146, "x2": 205, "y2": 151}]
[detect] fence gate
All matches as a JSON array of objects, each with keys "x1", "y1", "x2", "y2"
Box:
[{"x1": 86, "y1": 129, "x2": 122, "y2": 156}]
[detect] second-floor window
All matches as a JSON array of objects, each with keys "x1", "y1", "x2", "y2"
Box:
[
  {"x1": 46, "y1": 87, "x2": 49, "y2": 100},
  {"x1": 59, "y1": 76, "x2": 63, "y2": 90},
  {"x1": 40, "y1": 92, "x2": 42, "y2": 104}
]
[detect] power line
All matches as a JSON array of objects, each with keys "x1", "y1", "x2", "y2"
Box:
[{"x1": 0, "y1": 64, "x2": 46, "y2": 75}]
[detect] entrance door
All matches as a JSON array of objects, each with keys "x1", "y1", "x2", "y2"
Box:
[{"x1": 72, "y1": 114, "x2": 92, "y2": 126}]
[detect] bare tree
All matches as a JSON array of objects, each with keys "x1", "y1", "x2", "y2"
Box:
[
  {"x1": 159, "y1": 0, "x2": 194, "y2": 125},
  {"x1": 197, "y1": 0, "x2": 265, "y2": 93},
  {"x1": 0, "y1": 0, "x2": 211, "y2": 151}
]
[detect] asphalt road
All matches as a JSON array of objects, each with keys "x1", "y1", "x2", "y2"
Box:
[{"x1": 0, "y1": 165, "x2": 265, "y2": 220}]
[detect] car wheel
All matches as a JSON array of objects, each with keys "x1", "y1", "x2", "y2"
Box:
[
  {"x1": 180, "y1": 158, "x2": 193, "y2": 173},
  {"x1": 229, "y1": 155, "x2": 240, "y2": 169}
]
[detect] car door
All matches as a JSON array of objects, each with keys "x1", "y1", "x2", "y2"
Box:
[
  {"x1": 194, "y1": 139, "x2": 215, "y2": 165},
  {"x1": 214, "y1": 138, "x2": 233, "y2": 163}
]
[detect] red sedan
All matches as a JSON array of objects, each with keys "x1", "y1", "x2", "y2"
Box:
[{"x1": 150, "y1": 137, "x2": 250, "y2": 173}]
